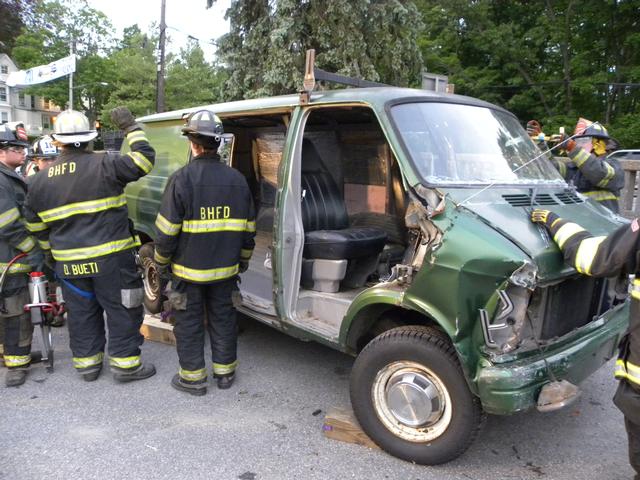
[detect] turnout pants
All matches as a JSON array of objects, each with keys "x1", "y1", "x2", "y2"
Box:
[
  {"x1": 626, "y1": 417, "x2": 640, "y2": 479},
  {"x1": 60, "y1": 252, "x2": 144, "y2": 373},
  {"x1": 172, "y1": 278, "x2": 238, "y2": 382},
  {"x1": 0, "y1": 288, "x2": 32, "y2": 368}
]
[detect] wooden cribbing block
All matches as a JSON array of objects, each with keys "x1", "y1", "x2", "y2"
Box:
[
  {"x1": 322, "y1": 407, "x2": 379, "y2": 450},
  {"x1": 140, "y1": 314, "x2": 176, "y2": 346}
]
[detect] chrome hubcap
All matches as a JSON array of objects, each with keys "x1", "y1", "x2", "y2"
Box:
[{"x1": 372, "y1": 361, "x2": 452, "y2": 442}]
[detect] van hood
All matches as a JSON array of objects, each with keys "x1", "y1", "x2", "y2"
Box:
[{"x1": 444, "y1": 187, "x2": 627, "y2": 281}]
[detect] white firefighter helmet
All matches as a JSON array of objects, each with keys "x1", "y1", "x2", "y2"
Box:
[{"x1": 52, "y1": 110, "x2": 98, "y2": 144}]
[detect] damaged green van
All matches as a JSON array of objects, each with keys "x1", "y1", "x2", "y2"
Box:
[{"x1": 125, "y1": 87, "x2": 629, "y2": 465}]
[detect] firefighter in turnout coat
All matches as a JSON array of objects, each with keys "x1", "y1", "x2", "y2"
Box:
[
  {"x1": 154, "y1": 110, "x2": 255, "y2": 396},
  {"x1": 531, "y1": 209, "x2": 640, "y2": 477},
  {"x1": 24, "y1": 108, "x2": 156, "y2": 383},
  {"x1": 552, "y1": 123, "x2": 623, "y2": 213},
  {"x1": 0, "y1": 122, "x2": 43, "y2": 387}
]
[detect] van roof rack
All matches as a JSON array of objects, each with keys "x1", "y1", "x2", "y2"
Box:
[{"x1": 300, "y1": 49, "x2": 389, "y2": 104}]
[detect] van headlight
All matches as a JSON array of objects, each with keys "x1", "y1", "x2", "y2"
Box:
[{"x1": 480, "y1": 285, "x2": 532, "y2": 353}]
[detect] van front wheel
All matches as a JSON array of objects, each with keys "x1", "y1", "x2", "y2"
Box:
[
  {"x1": 349, "y1": 326, "x2": 484, "y2": 465},
  {"x1": 138, "y1": 243, "x2": 163, "y2": 314}
]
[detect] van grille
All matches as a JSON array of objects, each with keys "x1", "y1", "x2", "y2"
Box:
[
  {"x1": 502, "y1": 191, "x2": 584, "y2": 207},
  {"x1": 527, "y1": 276, "x2": 608, "y2": 340}
]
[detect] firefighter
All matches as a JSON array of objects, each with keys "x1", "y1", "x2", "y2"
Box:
[
  {"x1": 24, "y1": 108, "x2": 156, "y2": 383},
  {"x1": 526, "y1": 120, "x2": 547, "y2": 150},
  {"x1": 23, "y1": 135, "x2": 58, "y2": 177},
  {"x1": 153, "y1": 110, "x2": 255, "y2": 396},
  {"x1": 0, "y1": 122, "x2": 43, "y2": 386},
  {"x1": 553, "y1": 123, "x2": 623, "y2": 213},
  {"x1": 531, "y1": 209, "x2": 640, "y2": 477}
]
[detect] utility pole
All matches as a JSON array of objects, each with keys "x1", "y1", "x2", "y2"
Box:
[
  {"x1": 68, "y1": 40, "x2": 74, "y2": 110},
  {"x1": 156, "y1": 0, "x2": 166, "y2": 113}
]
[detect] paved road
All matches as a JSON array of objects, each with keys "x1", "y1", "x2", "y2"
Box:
[{"x1": 1, "y1": 317, "x2": 634, "y2": 480}]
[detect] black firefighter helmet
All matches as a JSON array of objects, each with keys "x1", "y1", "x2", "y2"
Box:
[
  {"x1": 181, "y1": 110, "x2": 224, "y2": 148},
  {"x1": 0, "y1": 122, "x2": 29, "y2": 149}
]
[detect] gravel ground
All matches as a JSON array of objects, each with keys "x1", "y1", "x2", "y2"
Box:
[{"x1": 0, "y1": 316, "x2": 634, "y2": 480}]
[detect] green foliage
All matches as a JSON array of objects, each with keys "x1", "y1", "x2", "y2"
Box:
[
  {"x1": 100, "y1": 26, "x2": 157, "y2": 128},
  {"x1": 0, "y1": 0, "x2": 33, "y2": 54},
  {"x1": 415, "y1": 0, "x2": 640, "y2": 147},
  {"x1": 11, "y1": 0, "x2": 114, "y2": 118},
  {"x1": 218, "y1": 0, "x2": 424, "y2": 99},
  {"x1": 165, "y1": 40, "x2": 227, "y2": 111}
]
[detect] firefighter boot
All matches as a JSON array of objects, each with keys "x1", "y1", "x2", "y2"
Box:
[
  {"x1": 5, "y1": 367, "x2": 28, "y2": 387},
  {"x1": 78, "y1": 365, "x2": 103, "y2": 382},
  {"x1": 171, "y1": 374, "x2": 207, "y2": 396},
  {"x1": 113, "y1": 363, "x2": 156, "y2": 383},
  {"x1": 215, "y1": 372, "x2": 235, "y2": 390}
]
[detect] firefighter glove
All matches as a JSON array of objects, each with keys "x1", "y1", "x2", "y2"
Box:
[
  {"x1": 25, "y1": 248, "x2": 44, "y2": 273},
  {"x1": 156, "y1": 262, "x2": 172, "y2": 282},
  {"x1": 559, "y1": 134, "x2": 577, "y2": 153},
  {"x1": 239, "y1": 260, "x2": 249, "y2": 273},
  {"x1": 530, "y1": 209, "x2": 559, "y2": 227},
  {"x1": 110, "y1": 107, "x2": 141, "y2": 134}
]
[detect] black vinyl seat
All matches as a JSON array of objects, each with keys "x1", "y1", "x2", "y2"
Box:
[{"x1": 301, "y1": 139, "x2": 387, "y2": 261}]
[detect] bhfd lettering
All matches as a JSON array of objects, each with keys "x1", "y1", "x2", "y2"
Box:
[
  {"x1": 48, "y1": 161, "x2": 76, "y2": 178},
  {"x1": 63, "y1": 261, "x2": 99, "y2": 276},
  {"x1": 200, "y1": 206, "x2": 230, "y2": 220}
]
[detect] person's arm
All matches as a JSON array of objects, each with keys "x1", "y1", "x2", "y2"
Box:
[
  {"x1": 109, "y1": 107, "x2": 156, "y2": 184},
  {"x1": 532, "y1": 209, "x2": 640, "y2": 277},
  {"x1": 239, "y1": 187, "x2": 256, "y2": 272},
  {"x1": 568, "y1": 147, "x2": 624, "y2": 193},
  {"x1": 154, "y1": 173, "x2": 184, "y2": 267}
]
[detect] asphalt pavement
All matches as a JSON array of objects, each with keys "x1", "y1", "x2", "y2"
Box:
[{"x1": 0, "y1": 316, "x2": 635, "y2": 480}]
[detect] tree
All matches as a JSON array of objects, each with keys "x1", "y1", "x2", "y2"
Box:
[
  {"x1": 217, "y1": 0, "x2": 423, "y2": 99},
  {"x1": 11, "y1": 0, "x2": 115, "y2": 121},
  {"x1": 100, "y1": 26, "x2": 158, "y2": 127},
  {"x1": 0, "y1": 0, "x2": 34, "y2": 54},
  {"x1": 165, "y1": 40, "x2": 227, "y2": 111}
]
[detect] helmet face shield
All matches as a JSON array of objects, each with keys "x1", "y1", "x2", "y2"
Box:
[{"x1": 575, "y1": 137, "x2": 593, "y2": 153}]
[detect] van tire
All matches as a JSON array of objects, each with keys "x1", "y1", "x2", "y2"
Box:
[
  {"x1": 139, "y1": 242, "x2": 163, "y2": 314},
  {"x1": 350, "y1": 325, "x2": 484, "y2": 465}
]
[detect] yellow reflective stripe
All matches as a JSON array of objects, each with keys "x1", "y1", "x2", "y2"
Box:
[
  {"x1": 26, "y1": 220, "x2": 48, "y2": 232},
  {"x1": 597, "y1": 163, "x2": 616, "y2": 188},
  {"x1": 574, "y1": 149, "x2": 590, "y2": 168},
  {"x1": 38, "y1": 194, "x2": 127, "y2": 223},
  {"x1": 247, "y1": 221, "x2": 256, "y2": 233},
  {"x1": 582, "y1": 190, "x2": 618, "y2": 202},
  {"x1": 614, "y1": 359, "x2": 640, "y2": 386},
  {"x1": 213, "y1": 360, "x2": 238, "y2": 375},
  {"x1": 52, "y1": 236, "x2": 140, "y2": 261},
  {"x1": 109, "y1": 355, "x2": 141, "y2": 369},
  {"x1": 240, "y1": 248, "x2": 253, "y2": 260},
  {"x1": 153, "y1": 249, "x2": 171, "y2": 265},
  {"x1": 632, "y1": 279, "x2": 640, "y2": 301},
  {"x1": 127, "y1": 131, "x2": 148, "y2": 146},
  {"x1": 182, "y1": 218, "x2": 253, "y2": 233},
  {"x1": 0, "y1": 262, "x2": 31, "y2": 274},
  {"x1": 127, "y1": 151, "x2": 153, "y2": 174},
  {"x1": 38, "y1": 239, "x2": 51, "y2": 251},
  {"x1": 179, "y1": 367, "x2": 207, "y2": 381},
  {"x1": 574, "y1": 236, "x2": 606, "y2": 275},
  {"x1": 553, "y1": 222, "x2": 585, "y2": 249},
  {"x1": 73, "y1": 352, "x2": 104, "y2": 369},
  {"x1": 550, "y1": 217, "x2": 562, "y2": 229},
  {"x1": 0, "y1": 207, "x2": 20, "y2": 229},
  {"x1": 16, "y1": 235, "x2": 36, "y2": 252},
  {"x1": 171, "y1": 262, "x2": 239, "y2": 282},
  {"x1": 155, "y1": 214, "x2": 181, "y2": 236},
  {"x1": 4, "y1": 355, "x2": 31, "y2": 367}
]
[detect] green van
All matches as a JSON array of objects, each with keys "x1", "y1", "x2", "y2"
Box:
[{"x1": 125, "y1": 87, "x2": 628, "y2": 465}]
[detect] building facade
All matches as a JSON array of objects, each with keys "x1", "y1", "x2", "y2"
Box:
[{"x1": 0, "y1": 53, "x2": 61, "y2": 136}]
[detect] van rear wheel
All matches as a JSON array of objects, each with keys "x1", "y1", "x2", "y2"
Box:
[
  {"x1": 350, "y1": 325, "x2": 484, "y2": 465},
  {"x1": 139, "y1": 243, "x2": 163, "y2": 314}
]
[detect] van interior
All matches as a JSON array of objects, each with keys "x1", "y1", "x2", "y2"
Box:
[{"x1": 224, "y1": 106, "x2": 409, "y2": 339}]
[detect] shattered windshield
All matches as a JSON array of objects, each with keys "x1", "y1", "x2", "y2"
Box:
[{"x1": 391, "y1": 102, "x2": 565, "y2": 186}]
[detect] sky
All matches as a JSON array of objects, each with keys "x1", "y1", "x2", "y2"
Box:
[{"x1": 86, "y1": 0, "x2": 232, "y2": 61}]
